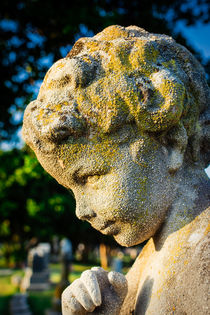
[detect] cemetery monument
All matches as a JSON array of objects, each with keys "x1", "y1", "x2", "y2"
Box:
[{"x1": 23, "y1": 25, "x2": 210, "y2": 314}]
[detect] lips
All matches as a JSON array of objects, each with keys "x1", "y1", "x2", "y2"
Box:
[{"x1": 91, "y1": 220, "x2": 120, "y2": 235}]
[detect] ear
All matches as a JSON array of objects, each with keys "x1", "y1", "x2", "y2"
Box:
[{"x1": 167, "y1": 123, "x2": 188, "y2": 173}]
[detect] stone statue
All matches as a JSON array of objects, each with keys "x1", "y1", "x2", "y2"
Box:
[{"x1": 22, "y1": 25, "x2": 210, "y2": 314}]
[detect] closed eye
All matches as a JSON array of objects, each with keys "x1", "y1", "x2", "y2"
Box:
[
  {"x1": 73, "y1": 166, "x2": 109, "y2": 186},
  {"x1": 73, "y1": 172, "x2": 101, "y2": 185}
]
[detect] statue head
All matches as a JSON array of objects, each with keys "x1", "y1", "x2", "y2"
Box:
[{"x1": 23, "y1": 25, "x2": 210, "y2": 246}]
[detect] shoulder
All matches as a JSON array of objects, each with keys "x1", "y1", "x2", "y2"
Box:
[{"x1": 157, "y1": 207, "x2": 210, "y2": 314}]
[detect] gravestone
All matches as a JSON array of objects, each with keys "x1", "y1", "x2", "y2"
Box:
[
  {"x1": 23, "y1": 25, "x2": 210, "y2": 314},
  {"x1": 10, "y1": 293, "x2": 32, "y2": 315},
  {"x1": 21, "y1": 243, "x2": 50, "y2": 291}
]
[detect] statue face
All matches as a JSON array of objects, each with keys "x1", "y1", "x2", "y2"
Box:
[{"x1": 56, "y1": 130, "x2": 175, "y2": 247}]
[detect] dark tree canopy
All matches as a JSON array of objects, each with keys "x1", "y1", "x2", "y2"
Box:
[{"x1": 0, "y1": 0, "x2": 210, "y2": 142}]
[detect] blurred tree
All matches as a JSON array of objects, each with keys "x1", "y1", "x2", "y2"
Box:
[{"x1": 0, "y1": 0, "x2": 209, "y2": 142}]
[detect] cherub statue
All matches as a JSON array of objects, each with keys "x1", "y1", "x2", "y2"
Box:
[{"x1": 23, "y1": 25, "x2": 210, "y2": 314}]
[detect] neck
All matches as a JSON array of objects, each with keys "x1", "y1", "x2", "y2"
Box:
[{"x1": 153, "y1": 166, "x2": 210, "y2": 250}]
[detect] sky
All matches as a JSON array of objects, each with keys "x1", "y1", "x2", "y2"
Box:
[{"x1": 177, "y1": 22, "x2": 210, "y2": 60}]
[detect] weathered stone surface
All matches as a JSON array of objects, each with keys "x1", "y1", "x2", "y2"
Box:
[{"x1": 22, "y1": 25, "x2": 210, "y2": 314}]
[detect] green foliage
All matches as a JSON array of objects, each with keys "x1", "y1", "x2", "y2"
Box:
[{"x1": 0, "y1": 147, "x2": 75, "y2": 239}]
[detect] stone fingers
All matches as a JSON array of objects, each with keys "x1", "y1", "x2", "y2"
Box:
[
  {"x1": 62, "y1": 285, "x2": 85, "y2": 314},
  {"x1": 91, "y1": 267, "x2": 128, "y2": 299},
  {"x1": 81, "y1": 270, "x2": 102, "y2": 306},
  {"x1": 62, "y1": 277, "x2": 98, "y2": 314},
  {"x1": 70, "y1": 279, "x2": 97, "y2": 312},
  {"x1": 62, "y1": 268, "x2": 127, "y2": 315},
  {"x1": 108, "y1": 271, "x2": 128, "y2": 299},
  {"x1": 91, "y1": 266, "x2": 108, "y2": 278}
]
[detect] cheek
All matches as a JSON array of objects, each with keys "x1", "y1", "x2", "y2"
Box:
[
  {"x1": 83, "y1": 177, "x2": 129, "y2": 218},
  {"x1": 146, "y1": 159, "x2": 173, "y2": 208},
  {"x1": 133, "y1": 145, "x2": 173, "y2": 202},
  {"x1": 87, "y1": 183, "x2": 140, "y2": 223}
]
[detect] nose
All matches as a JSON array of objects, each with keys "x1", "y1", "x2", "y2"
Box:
[{"x1": 76, "y1": 200, "x2": 96, "y2": 221}]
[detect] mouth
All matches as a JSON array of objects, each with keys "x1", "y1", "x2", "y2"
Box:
[{"x1": 91, "y1": 220, "x2": 120, "y2": 235}]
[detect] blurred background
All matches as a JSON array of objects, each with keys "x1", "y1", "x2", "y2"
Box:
[{"x1": 0, "y1": 0, "x2": 210, "y2": 314}]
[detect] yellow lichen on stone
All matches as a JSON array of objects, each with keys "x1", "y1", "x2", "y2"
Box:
[
  {"x1": 36, "y1": 103, "x2": 62, "y2": 126},
  {"x1": 129, "y1": 40, "x2": 158, "y2": 71},
  {"x1": 33, "y1": 25, "x2": 198, "y2": 139},
  {"x1": 56, "y1": 135, "x2": 121, "y2": 170},
  {"x1": 96, "y1": 25, "x2": 131, "y2": 41}
]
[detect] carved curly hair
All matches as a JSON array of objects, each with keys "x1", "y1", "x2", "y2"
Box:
[{"x1": 24, "y1": 25, "x2": 210, "y2": 167}]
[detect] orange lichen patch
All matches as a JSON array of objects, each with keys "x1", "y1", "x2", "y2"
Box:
[{"x1": 156, "y1": 211, "x2": 209, "y2": 289}]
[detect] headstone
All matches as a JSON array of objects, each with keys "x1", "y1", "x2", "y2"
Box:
[{"x1": 21, "y1": 243, "x2": 51, "y2": 291}]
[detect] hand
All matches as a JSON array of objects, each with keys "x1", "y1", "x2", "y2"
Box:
[{"x1": 62, "y1": 267, "x2": 128, "y2": 315}]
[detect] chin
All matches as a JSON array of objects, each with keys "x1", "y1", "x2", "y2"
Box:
[{"x1": 114, "y1": 232, "x2": 147, "y2": 247}]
